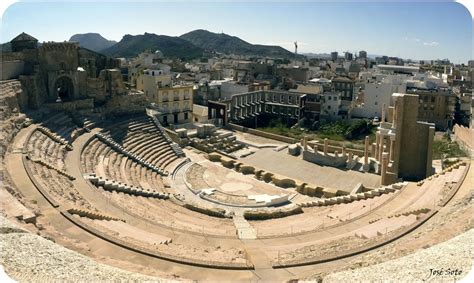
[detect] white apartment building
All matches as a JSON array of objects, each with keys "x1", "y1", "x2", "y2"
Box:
[
  {"x1": 155, "y1": 85, "x2": 193, "y2": 125},
  {"x1": 320, "y1": 92, "x2": 342, "y2": 119},
  {"x1": 352, "y1": 74, "x2": 407, "y2": 119},
  {"x1": 136, "y1": 69, "x2": 172, "y2": 95}
]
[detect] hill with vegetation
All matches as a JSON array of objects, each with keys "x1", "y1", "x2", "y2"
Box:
[
  {"x1": 69, "y1": 33, "x2": 117, "y2": 52},
  {"x1": 180, "y1": 29, "x2": 296, "y2": 58},
  {"x1": 100, "y1": 33, "x2": 204, "y2": 59}
]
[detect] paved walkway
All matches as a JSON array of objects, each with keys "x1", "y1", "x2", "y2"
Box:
[
  {"x1": 241, "y1": 148, "x2": 381, "y2": 192},
  {"x1": 233, "y1": 212, "x2": 257, "y2": 240}
]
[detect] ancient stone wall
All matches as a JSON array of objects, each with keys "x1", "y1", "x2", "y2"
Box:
[
  {"x1": 1, "y1": 60, "x2": 25, "y2": 80},
  {"x1": 453, "y1": 124, "x2": 474, "y2": 156},
  {"x1": 302, "y1": 150, "x2": 347, "y2": 167},
  {"x1": 103, "y1": 93, "x2": 149, "y2": 116}
]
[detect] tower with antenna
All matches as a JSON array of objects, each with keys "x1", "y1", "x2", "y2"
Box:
[{"x1": 294, "y1": 41, "x2": 298, "y2": 55}]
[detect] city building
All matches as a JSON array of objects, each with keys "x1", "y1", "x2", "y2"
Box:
[
  {"x1": 376, "y1": 64, "x2": 419, "y2": 75},
  {"x1": 152, "y1": 85, "x2": 193, "y2": 125},
  {"x1": 320, "y1": 92, "x2": 343, "y2": 120},
  {"x1": 352, "y1": 75, "x2": 407, "y2": 119},
  {"x1": 332, "y1": 76, "x2": 354, "y2": 101},
  {"x1": 136, "y1": 68, "x2": 172, "y2": 94},
  {"x1": 128, "y1": 50, "x2": 168, "y2": 86},
  {"x1": 407, "y1": 87, "x2": 456, "y2": 130},
  {"x1": 344, "y1": 52, "x2": 353, "y2": 61}
]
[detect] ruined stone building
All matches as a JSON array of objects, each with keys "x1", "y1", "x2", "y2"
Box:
[
  {"x1": 378, "y1": 94, "x2": 435, "y2": 184},
  {"x1": 1, "y1": 32, "x2": 155, "y2": 116}
]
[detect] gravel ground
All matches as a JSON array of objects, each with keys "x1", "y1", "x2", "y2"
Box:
[
  {"x1": 0, "y1": 216, "x2": 164, "y2": 282},
  {"x1": 323, "y1": 228, "x2": 473, "y2": 282}
]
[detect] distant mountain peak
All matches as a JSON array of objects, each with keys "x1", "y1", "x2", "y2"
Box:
[{"x1": 69, "y1": 33, "x2": 117, "y2": 52}]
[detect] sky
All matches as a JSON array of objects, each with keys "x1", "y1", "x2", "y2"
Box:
[{"x1": 1, "y1": 0, "x2": 473, "y2": 63}]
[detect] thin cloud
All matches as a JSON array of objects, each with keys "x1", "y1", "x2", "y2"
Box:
[
  {"x1": 423, "y1": 41, "x2": 439, "y2": 47},
  {"x1": 402, "y1": 37, "x2": 421, "y2": 42}
]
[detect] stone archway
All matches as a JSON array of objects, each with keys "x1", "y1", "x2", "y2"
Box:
[{"x1": 54, "y1": 76, "x2": 74, "y2": 102}]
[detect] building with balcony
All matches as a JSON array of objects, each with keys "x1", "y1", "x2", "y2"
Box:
[
  {"x1": 332, "y1": 76, "x2": 354, "y2": 102},
  {"x1": 153, "y1": 85, "x2": 193, "y2": 125}
]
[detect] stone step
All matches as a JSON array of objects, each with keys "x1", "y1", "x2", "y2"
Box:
[{"x1": 233, "y1": 214, "x2": 257, "y2": 240}]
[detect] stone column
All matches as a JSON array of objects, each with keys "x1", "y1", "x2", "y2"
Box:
[
  {"x1": 392, "y1": 104, "x2": 398, "y2": 129},
  {"x1": 324, "y1": 138, "x2": 328, "y2": 155},
  {"x1": 388, "y1": 138, "x2": 395, "y2": 162},
  {"x1": 379, "y1": 135, "x2": 384, "y2": 163},
  {"x1": 342, "y1": 145, "x2": 346, "y2": 157},
  {"x1": 375, "y1": 132, "x2": 380, "y2": 161},
  {"x1": 371, "y1": 143, "x2": 376, "y2": 158},
  {"x1": 303, "y1": 136, "x2": 308, "y2": 151},
  {"x1": 381, "y1": 103, "x2": 386, "y2": 122},
  {"x1": 348, "y1": 151, "x2": 353, "y2": 162},
  {"x1": 381, "y1": 152, "x2": 389, "y2": 185},
  {"x1": 364, "y1": 136, "x2": 369, "y2": 165}
]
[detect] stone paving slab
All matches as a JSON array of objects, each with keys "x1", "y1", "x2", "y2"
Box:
[{"x1": 241, "y1": 148, "x2": 381, "y2": 192}]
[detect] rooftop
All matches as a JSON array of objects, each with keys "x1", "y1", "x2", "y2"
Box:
[{"x1": 11, "y1": 32, "x2": 38, "y2": 42}]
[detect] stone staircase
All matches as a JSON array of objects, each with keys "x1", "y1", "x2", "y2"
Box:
[
  {"x1": 66, "y1": 207, "x2": 124, "y2": 222},
  {"x1": 416, "y1": 160, "x2": 467, "y2": 186},
  {"x1": 95, "y1": 132, "x2": 168, "y2": 176},
  {"x1": 37, "y1": 126, "x2": 73, "y2": 150},
  {"x1": 233, "y1": 213, "x2": 257, "y2": 240},
  {"x1": 149, "y1": 115, "x2": 185, "y2": 158},
  {"x1": 170, "y1": 142, "x2": 185, "y2": 157},
  {"x1": 388, "y1": 207, "x2": 431, "y2": 219},
  {"x1": 29, "y1": 157, "x2": 75, "y2": 180},
  {"x1": 84, "y1": 173, "x2": 170, "y2": 199}
]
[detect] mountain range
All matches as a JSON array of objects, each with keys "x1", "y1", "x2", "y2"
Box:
[{"x1": 68, "y1": 29, "x2": 296, "y2": 59}]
